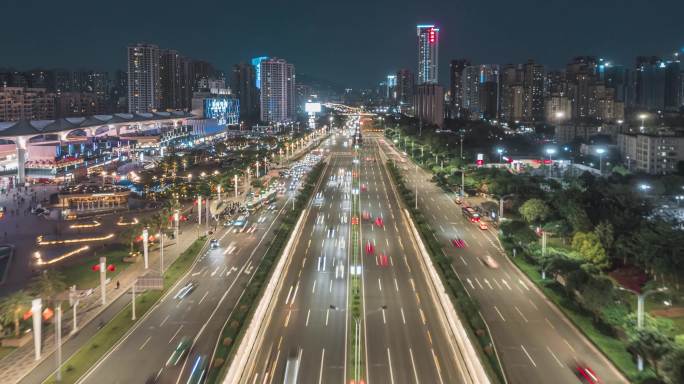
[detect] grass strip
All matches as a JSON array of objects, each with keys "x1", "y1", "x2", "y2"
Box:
[{"x1": 44, "y1": 237, "x2": 207, "y2": 383}]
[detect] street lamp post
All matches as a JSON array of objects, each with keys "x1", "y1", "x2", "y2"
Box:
[
  {"x1": 619, "y1": 286, "x2": 668, "y2": 371},
  {"x1": 545, "y1": 148, "x2": 557, "y2": 177},
  {"x1": 596, "y1": 148, "x2": 606, "y2": 174},
  {"x1": 496, "y1": 147, "x2": 504, "y2": 163},
  {"x1": 639, "y1": 113, "x2": 648, "y2": 132}
]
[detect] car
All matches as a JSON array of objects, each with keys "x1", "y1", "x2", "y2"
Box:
[
  {"x1": 174, "y1": 281, "x2": 198, "y2": 300},
  {"x1": 186, "y1": 354, "x2": 208, "y2": 384},
  {"x1": 574, "y1": 362, "x2": 602, "y2": 383},
  {"x1": 166, "y1": 337, "x2": 191, "y2": 366},
  {"x1": 210, "y1": 239, "x2": 219, "y2": 248},
  {"x1": 378, "y1": 253, "x2": 389, "y2": 267},
  {"x1": 482, "y1": 255, "x2": 499, "y2": 269},
  {"x1": 479, "y1": 222, "x2": 488, "y2": 230},
  {"x1": 451, "y1": 239, "x2": 466, "y2": 248}
]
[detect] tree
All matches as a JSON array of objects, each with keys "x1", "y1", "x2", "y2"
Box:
[
  {"x1": 629, "y1": 328, "x2": 673, "y2": 375},
  {"x1": 662, "y1": 347, "x2": 684, "y2": 384},
  {"x1": 572, "y1": 231, "x2": 610, "y2": 270},
  {"x1": 579, "y1": 275, "x2": 614, "y2": 322},
  {"x1": 0, "y1": 290, "x2": 31, "y2": 337},
  {"x1": 518, "y1": 198, "x2": 550, "y2": 224},
  {"x1": 30, "y1": 270, "x2": 67, "y2": 307},
  {"x1": 594, "y1": 221, "x2": 615, "y2": 258}
]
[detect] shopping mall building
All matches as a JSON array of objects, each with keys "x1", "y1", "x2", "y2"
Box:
[{"x1": 0, "y1": 111, "x2": 208, "y2": 185}]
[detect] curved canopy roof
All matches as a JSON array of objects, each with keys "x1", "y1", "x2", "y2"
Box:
[{"x1": 0, "y1": 111, "x2": 193, "y2": 138}]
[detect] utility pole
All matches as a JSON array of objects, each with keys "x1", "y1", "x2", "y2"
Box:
[
  {"x1": 99, "y1": 257, "x2": 106, "y2": 305},
  {"x1": 461, "y1": 170, "x2": 465, "y2": 197},
  {"x1": 541, "y1": 231, "x2": 547, "y2": 280},
  {"x1": 234, "y1": 174, "x2": 238, "y2": 199},
  {"x1": 131, "y1": 281, "x2": 136, "y2": 320},
  {"x1": 415, "y1": 163, "x2": 418, "y2": 210},
  {"x1": 55, "y1": 304, "x2": 62, "y2": 382},
  {"x1": 197, "y1": 196, "x2": 202, "y2": 226},
  {"x1": 159, "y1": 229, "x2": 164, "y2": 273},
  {"x1": 142, "y1": 228, "x2": 149, "y2": 270}
]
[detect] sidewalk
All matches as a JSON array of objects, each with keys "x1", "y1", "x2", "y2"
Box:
[{"x1": 0, "y1": 209, "x2": 203, "y2": 384}]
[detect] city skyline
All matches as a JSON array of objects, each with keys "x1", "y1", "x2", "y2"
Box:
[{"x1": 2, "y1": 0, "x2": 684, "y2": 88}]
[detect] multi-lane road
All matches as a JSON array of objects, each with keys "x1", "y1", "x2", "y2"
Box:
[
  {"x1": 239, "y1": 131, "x2": 481, "y2": 384},
  {"x1": 375, "y1": 133, "x2": 627, "y2": 384},
  {"x1": 27, "y1": 150, "x2": 322, "y2": 384}
]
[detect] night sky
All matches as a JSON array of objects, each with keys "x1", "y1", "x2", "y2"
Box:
[{"x1": 3, "y1": 0, "x2": 683, "y2": 87}]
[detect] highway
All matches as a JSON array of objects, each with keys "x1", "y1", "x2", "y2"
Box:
[
  {"x1": 241, "y1": 130, "x2": 474, "y2": 384},
  {"x1": 375, "y1": 134, "x2": 628, "y2": 384},
  {"x1": 69, "y1": 161, "x2": 319, "y2": 384}
]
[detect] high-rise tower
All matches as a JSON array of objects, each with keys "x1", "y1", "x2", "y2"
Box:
[{"x1": 417, "y1": 25, "x2": 439, "y2": 84}]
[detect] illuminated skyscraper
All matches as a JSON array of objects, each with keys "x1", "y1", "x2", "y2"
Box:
[
  {"x1": 260, "y1": 58, "x2": 295, "y2": 123},
  {"x1": 127, "y1": 43, "x2": 160, "y2": 113},
  {"x1": 417, "y1": 25, "x2": 439, "y2": 84},
  {"x1": 251, "y1": 56, "x2": 269, "y2": 89}
]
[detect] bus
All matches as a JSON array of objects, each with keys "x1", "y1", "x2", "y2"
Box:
[
  {"x1": 462, "y1": 206, "x2": 480, "y2": 222},
  {"x1": 283, "y1": 349, "x2": 301, "y2": 384}
]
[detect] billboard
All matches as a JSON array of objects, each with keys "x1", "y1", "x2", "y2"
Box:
[
  {"x1": 305, "y1": 102, "x2": 322, "y2": 113},
  {"x1": 204, "y1": 97, "x2": 240, "y2": 126}
]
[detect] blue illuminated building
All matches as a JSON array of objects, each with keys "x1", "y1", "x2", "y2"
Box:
[
  {"x1": 251, "y1": 56, "x2": 269, "y2": 89},
  {"x1": 204, "y1": 97, "x2": 240, "y2": 126}
]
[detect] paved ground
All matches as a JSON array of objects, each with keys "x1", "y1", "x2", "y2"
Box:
[
  {"x1": 376, "y1": 134, "x2": 628, "y2": 384},
  {"x1": 241, "y1": 133, "x2": 473, "y2": 384}
]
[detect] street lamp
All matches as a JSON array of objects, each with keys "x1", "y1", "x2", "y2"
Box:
[
  {"x1": 638, "y1": 113, "x2": 648, "y2": 132},
  {"x1": 618, "y1": 286, "x2": 668, "y2": 371},
  {"x1": 545, "y1": 148, "x2": 557, "y2": 177},
  {"x1": 496, "y1": 147, "x2": 504, "y2": 163},
  {"x1": 639, "y1": 183, "x2": 651, "y2": 192},
  {"x1": 596, "y1": 148, "x2": 606, "y2": 174}
]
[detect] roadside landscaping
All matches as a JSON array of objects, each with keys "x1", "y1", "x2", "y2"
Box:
[
  {"x1": 44, "y1": 237, "x2": 208, "y2": 383},
  {"x1": 386, "y1": 161, "x2": 505, "y2": 384},
  {"x1": 388, "y1": 127, "x2": 684, "y2": 384},
  {"x1": 57, "y1": 244, "x2": 131, "y2": 290},
  {"x1": 206, "y1": 161, "x2": 326, "y2": 384}
]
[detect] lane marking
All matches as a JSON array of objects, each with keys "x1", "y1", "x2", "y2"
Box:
[
  {"x1": 306, "y1": 309, "x2": 311, "y2": 327},
  {"x1": 409, "y1": 348, "x2": 420, "y2": 384},
  {"x1": 318, "y1": 348, "x2": 326, "y2": 384},
  {"x1": 401, "y1": 307, "x2": 406, "y2": 324},
  {"x1": 198, "y1": 290, "x2": 209, "y2": 305},
  {"x1": 387, "y1": 347, "x2": 396, "y2": 384},
  {"x1": 521, "y1": 344, "x2": 537, "y2": 367},
  {"x1": 431, "y1": 348, "x2": 445, "y2": 384},
  {"x1": 160, "y1": 314, "x2": 169, "y2": 327},
  {"x1": 494, "y1": 306, "x2": 506, "y2": 322},
  {"x1": 514, "y1": 306, "x2": 529, "y2": 323},
  {"x1": 547, "y1": 346, "x2": 564, "y2": 367},
  {"x1": 169, "y1": 325, "x2": 183, "y2": 344},
  {"x1": 139, "y1": 336, "x2": 151, "y2": 350}
]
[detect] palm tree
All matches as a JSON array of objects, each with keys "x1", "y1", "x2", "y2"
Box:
[
  {"x1": 30, "y1": 270, "x2": 67, "y2": 308},
  {"x1": 0, "y1": 290, "x2": 32, "y2": 337}
]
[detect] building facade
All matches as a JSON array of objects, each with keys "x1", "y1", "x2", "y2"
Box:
[
  {"x1": 160, "y1": 50, "x2": 193, "y2": 111},
  {"x1": 417, "y1": 25, "x2": 439, "y2": 85},
  {"x1": 0, "y1": 87, "x2": 55, "y2": 122},
  {"x1": 413, "y1": 84, "x2": 444, "y2": 128},
  {"x1": 231, "y1": 63, "x2": 259, "y2": 123},
  {"x1": 449, "y1": 59, "x2": 470, "y2": 116},
  {"x1": 259, "y1": 58, "x2": 295, "y2": 123},
  {"x1": 395, "y1": 69, "x2": 414, "y2": 107},
  {"x1": 127, "y1": 43, "x2": 161, "y2": 113},
  {"x1": 618, "y1": 132, "x2": 684, "y2": 174}
]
